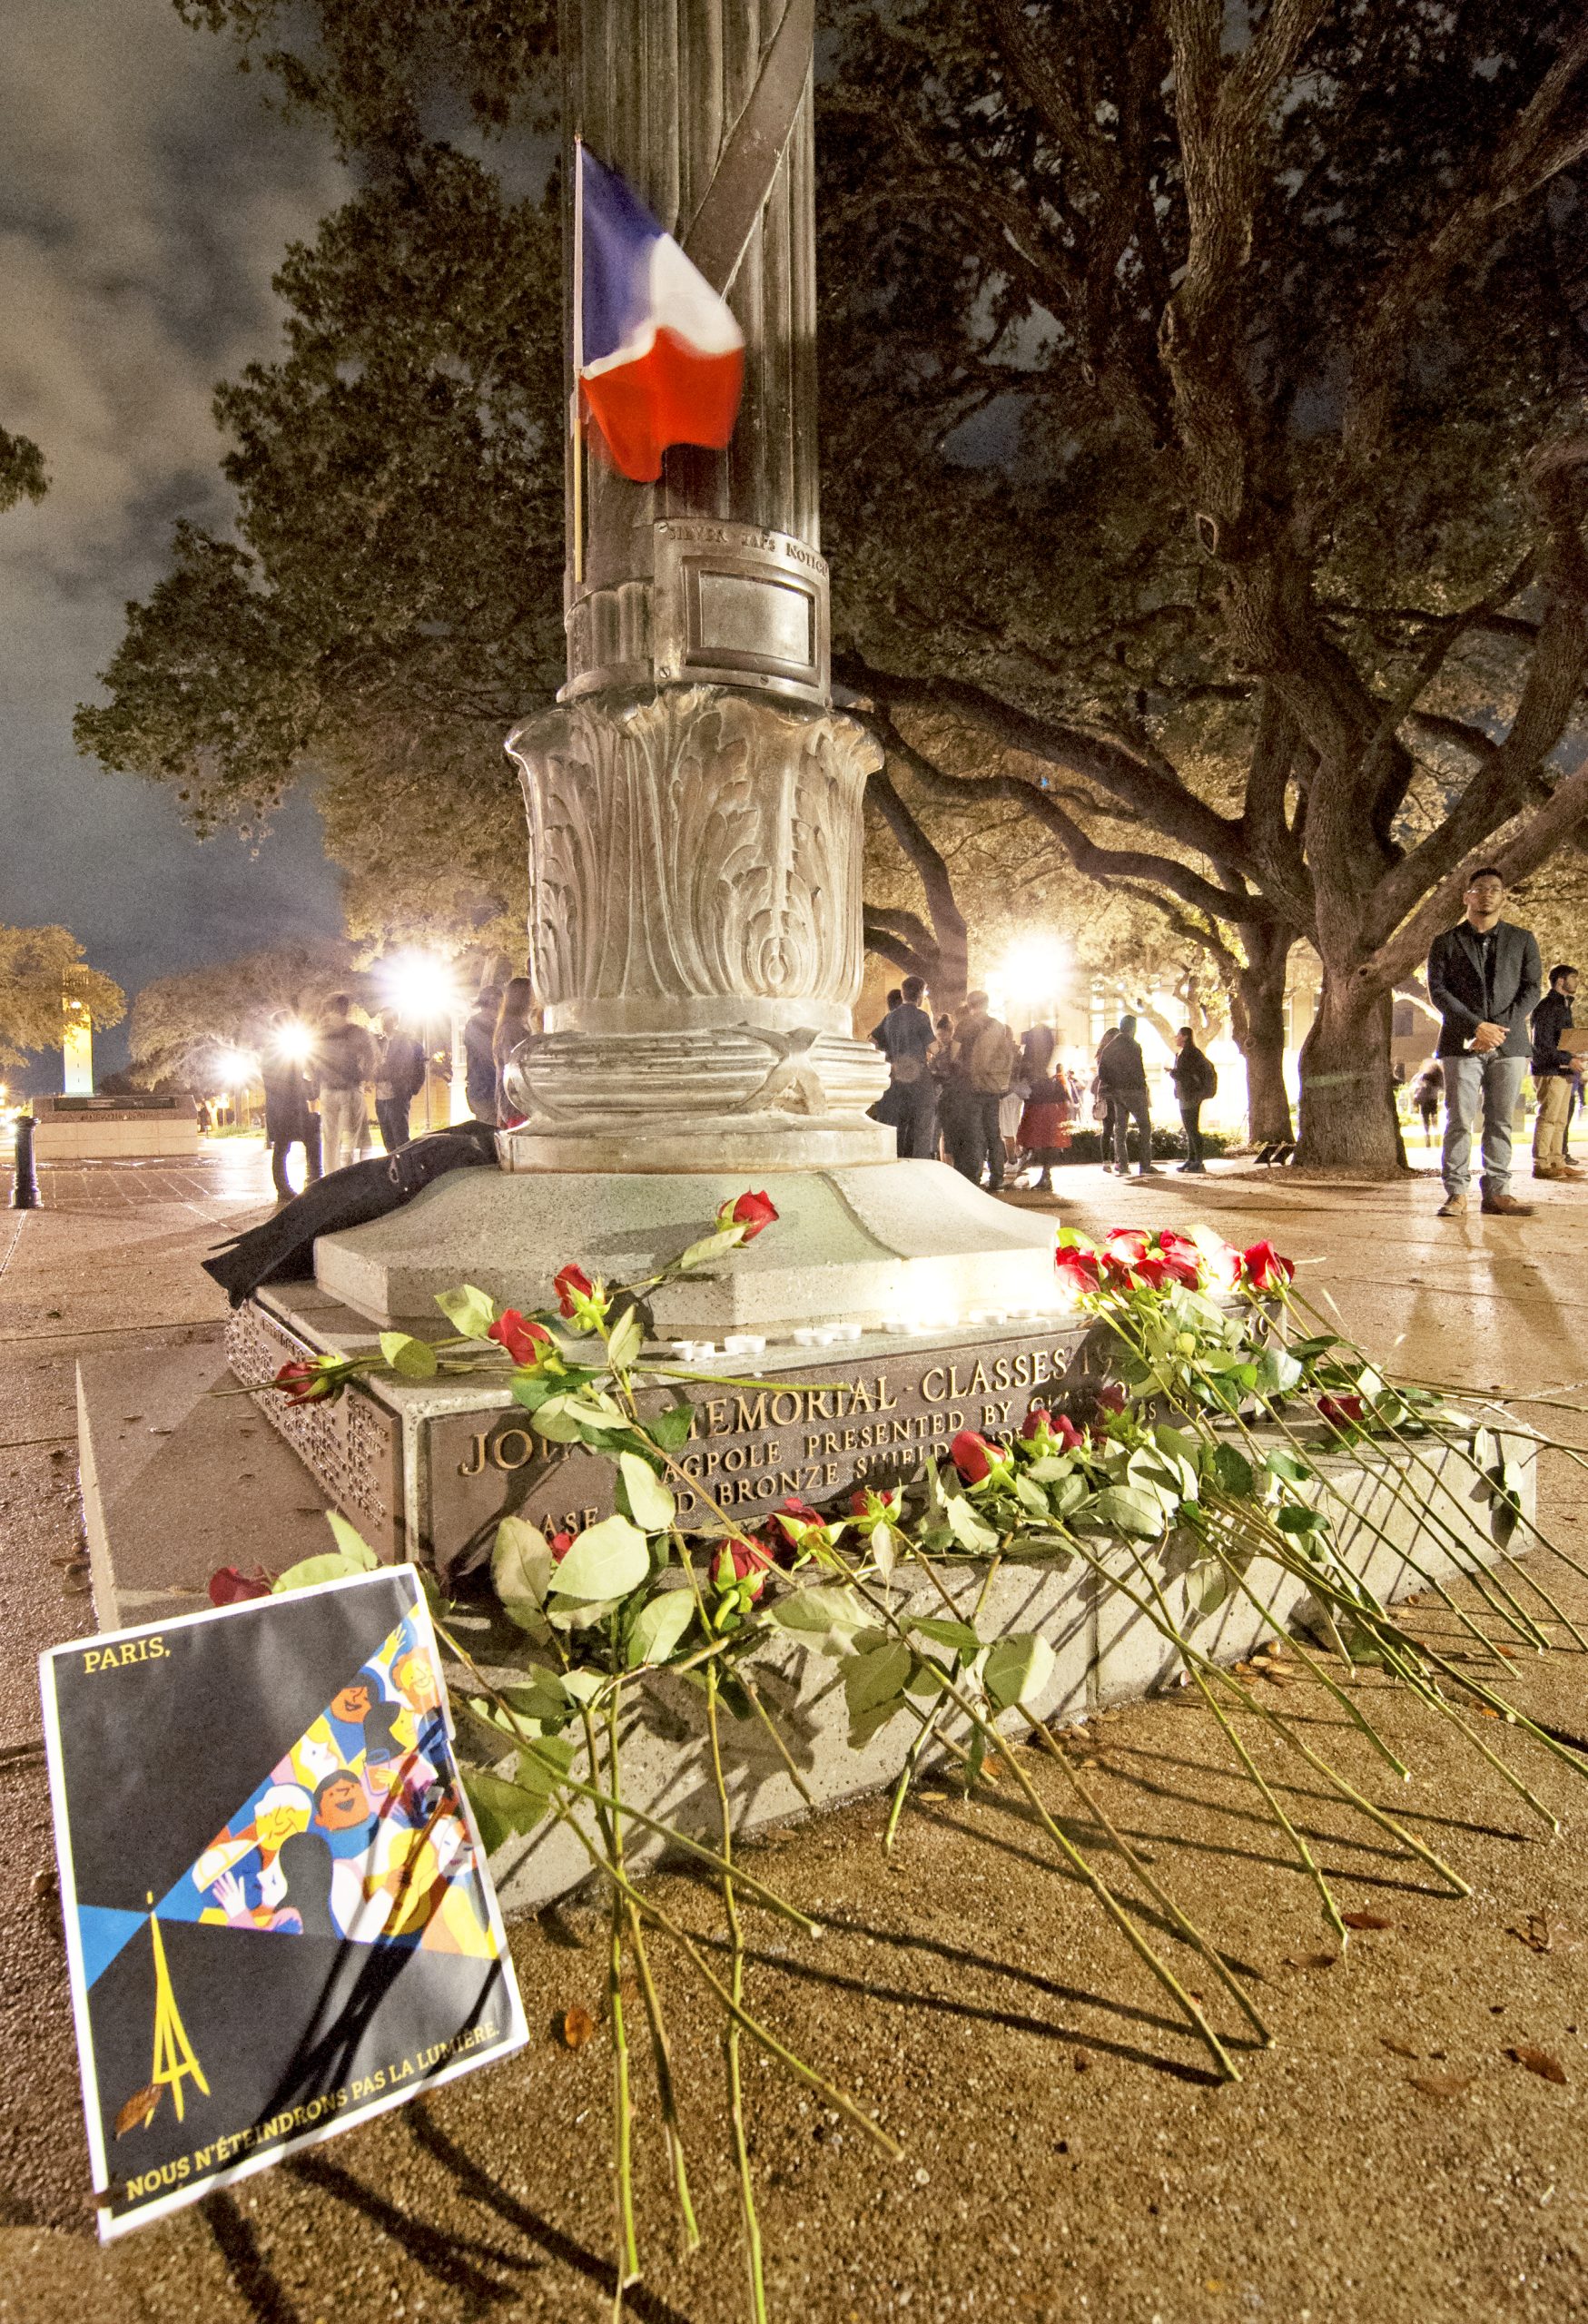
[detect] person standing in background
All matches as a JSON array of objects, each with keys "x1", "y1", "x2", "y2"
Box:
[
  {"x1": 1412, "y1": 1059, "x2": 1444, "y2": 1145},
  {"x1": 373, "y1": 1008, "x2": 427, "y2": 1154},
  {"x1": 945, "y1": 992, "x2": 1019, "y2": 1190},
  {"x1": 261, "y1": 1011, "x2": 321, "y2": 1206},
  {"x1": 1169, "y1": 1027, "x2": 1217, "y2": 1174},
  {"x1": 1530, "y1": 964, "x2": 1583, "y2": 1182},
  {"x1": 871, "y1": 975, "x2": 938, "y2": 1158},
  {"x1": 463, "y1": 984, "x2": 505, "y2": 1123},
  {"x1": 493, "y1": 977, "x2": 538, "y2": 1125},
  {"x1": 1099, "y1": 1014, "x2": 1158, "y2": 1178},
  {"x1": 312, "y1": 994, "x2": 377, "y2": 1176},
  {"x1": 1426, "y1": 867, "x2": 1541, "y2": 1218}
]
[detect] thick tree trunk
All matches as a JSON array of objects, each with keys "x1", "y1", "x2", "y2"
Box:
[
  {"x1": 1233, "y1": 926, "x2": 1294, "y2": 1144},
  {"x1": 1296, "y1": 976, "x2": 1406, "y2": 1173}
]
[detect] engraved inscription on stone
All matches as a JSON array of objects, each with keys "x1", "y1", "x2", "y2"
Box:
[
  {"x1": 226, "y1": 1305, "x2": 401, "y2": 1561},
  {"x1": 425, "y1": 1327, "x2": 1105, "y2": 1577}
]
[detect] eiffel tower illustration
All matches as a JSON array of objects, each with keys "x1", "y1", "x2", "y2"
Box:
[{"x1": 146, "y1": 1893, "x2": 210, "y2": 2122}]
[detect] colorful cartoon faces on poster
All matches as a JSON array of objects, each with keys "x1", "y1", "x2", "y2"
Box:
[{"x1": 156, "y1": 1616, "x2": 491, "y2": 1955}]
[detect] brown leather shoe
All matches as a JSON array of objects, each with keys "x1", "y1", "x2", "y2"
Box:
[
  {"x1": 1480, "y1": 1191, "x2": 1534, "y2": 1216},
  {"x1": 1436, "y1": 1192, "x2": 1467, "y2": 1217}
]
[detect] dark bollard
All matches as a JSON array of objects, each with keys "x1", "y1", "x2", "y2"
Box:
[{"x1": 10, "y1": 1114, "x2": 41, "y2": 1209}]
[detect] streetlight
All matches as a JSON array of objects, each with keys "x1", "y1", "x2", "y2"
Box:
[
  {"x1": 376, "y1": 951, "x2": 465, "y2": 1130},
  {"x1": 998, "y1": 933, "x2": 1067, "y2": 1032}
]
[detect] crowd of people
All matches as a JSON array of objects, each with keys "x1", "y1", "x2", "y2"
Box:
[{"x1": 870, "y1": 980, "x2": 1219, "y2": 1193}]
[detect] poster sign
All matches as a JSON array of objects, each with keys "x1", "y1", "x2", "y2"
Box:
[{"x1": 40, "y1": 1564, "x2": 527, "y2": 2238}]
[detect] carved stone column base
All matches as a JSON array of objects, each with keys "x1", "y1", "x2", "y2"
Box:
[{"x1": 498, "y1": 1025, "x2": 893, "y2": 1172}]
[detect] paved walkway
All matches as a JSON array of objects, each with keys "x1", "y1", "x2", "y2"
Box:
[{"x1": 5, "y1": 1147, "x2": 1588, "y2": 2322}]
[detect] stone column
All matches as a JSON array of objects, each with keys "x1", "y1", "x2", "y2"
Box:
[{"x1": 499, "y1": 0, "x2": 890, "y2": 1171}]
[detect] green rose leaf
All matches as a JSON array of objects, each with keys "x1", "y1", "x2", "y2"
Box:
[
  {"x1": 1212, "y1": 1443, "x2": 1256, "y2": 1498},
  {"x1": 434, "y1": 1283, "x2": 498, "y2": 1342},
  {"x1": 909, "y1": 1614, "x2": 981, "y2": 1654},
  {"x1": 549, "y1": 1513, "x2": 652, "y2": 1602},
  {"x1": 843, "y1": 1639, "x2": 913, "y2": 1716},
  {"x1": 1091, "y1": 1483, "x2": 1170, "y2": 1540},
  {"x1": 607, "y1": 1307, "x2": 645, "y2": 1372},
  {"x1": 513, "y1": 1735, "x2": 578, "y2": 1798},
  {"x1": 528, "y1": 1394, "x2": 583, "y2": 1443},
  {"x1": 650, "y1": 1400, "x2": 695, "y2": 1452},
  {"x1": 1276, "y1": 1502, "x2": 1327, "y2": 1535},
  {"x1": 767, "y1": 1586, "x2": 865, "y2": 1640},
  {"x1": 1014, "y1": 1473, "x2": 1051, "y2": 1519},
  {"x1": 676, "y1": 1226, "x2": 743, "y2": 1273},
  {"x1": 945, "y1": 1494, "x2": 999, "y2": 1554},
  {"x1": 322, "y1": 1512, "x2": 379, "y2": 1568},
  {"x1": 492, "y1": 1515, "x2": 555, "y2": 1633},
  {"x1": 271, "y1": 1550, "x2": 370, "y2": 1595},
  {"x1": 626, "y1": 1589, "x2": 695, "y2": 1667},
  {"x1": 1254, "y1": 1347, "x2": 1303, "y2": 1398},
  {"x1": 1265, "y1": 1447, "x2": 1313, "y2": 1483},
  {"x1": 379, "y1": 1331, "x2": 439, "y2": 1380},
  {"x1": 1189, "y1": 1561, "x2": 1231, "y2": 1618},
  {"x1": 619, "y1": 1452, "x2": 676, "y2": 1534},
  {"x1": 462, "y1": 1768, "x2": 547, "y2": 1854},
  {"x1": 983, "y1": 1631, "x2": 1056, "y2": 1713}
]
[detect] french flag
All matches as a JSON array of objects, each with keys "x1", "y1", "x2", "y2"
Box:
[{"x1": 575, "y1": 143, "x2": 745, "y2": 485}]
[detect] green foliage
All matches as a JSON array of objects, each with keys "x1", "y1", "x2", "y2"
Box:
[
  {"x1": 0, "y1": 926, "x2": 125, "y2": 1071},
  {"x1": 0, "y1": 424, "x2": 47, "y2": 513}
]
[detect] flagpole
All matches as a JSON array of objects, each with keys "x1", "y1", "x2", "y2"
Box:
[{"x1": 571, "y1": 133, "x2": 585, "y2": 591}]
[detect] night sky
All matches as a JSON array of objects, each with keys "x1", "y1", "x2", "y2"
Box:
[{"x1": 0, "y1": 0, "x2": 350, "y2": 1087}]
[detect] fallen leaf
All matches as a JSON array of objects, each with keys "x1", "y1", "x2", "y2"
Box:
[
  {"x1": 1284, "y1": 1952, "x2": 1339, "y2": 1971},
  {"x1": 1380, "y1": 2034, "x2": 1419, "y2": 2058},
  {"x1": 1072, "y1": 2047, "x2": 1092, "y2": 2072},
  {"x1": 1342, "y1": 1911, "x2": 1394, "y2": 1931},
  {"x1": 1506, "y1": 1915, "x2": 1553, "y2": 1954},
  {"x1": 561, "y1": 2005, "x2": 597, "y2": 2050},
  {"x1": 114, "y1": 2084, "x2": 161, "y2": 2137},
  {"x1": 1492, "y1": 1643, "x2": 1519, "y2": 1659},
  {"x1": 1506, "y1": 2044, "x2": 1567, "y2": 2085},
  {"x1": 1408, "y1": 2072, "x2": 1475, "y2": 2099}
]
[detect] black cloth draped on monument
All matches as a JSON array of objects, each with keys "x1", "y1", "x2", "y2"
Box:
[{"x1": 202, "y1": 1123, "x2": 501, "y2": 1306}]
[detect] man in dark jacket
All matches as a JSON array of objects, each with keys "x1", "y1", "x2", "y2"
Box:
[
  {"x1": 871, "y1": 975, "x2": 938, "y2": 1159},
  {"x1": 1169, "y1": 1028, "x2": 1217, "y2": 1174},
  {"x1": 261, "y1": 1014, "x2": 321, "y2": 1206},
  {"x1": 1099, "y1": 1014, "x2": 1159, "y2": 1178},
  {"x1": 373, "y1": 1008, "x2": 427, "y2": 1153},
  {"x1": 1530, "y1": 964, "x2": 1583, "y2": 1183},
  {"x1": 463, "y1": 986, "x2": 505, "y2": 1122},
  {"x1": 1425, "y1": 867, "x2": 1542, "y2": 1218}
]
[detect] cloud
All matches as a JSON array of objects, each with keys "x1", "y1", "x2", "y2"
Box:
[{"x1": 0, "y1": 0, "x2": 350, "y2": 1082}]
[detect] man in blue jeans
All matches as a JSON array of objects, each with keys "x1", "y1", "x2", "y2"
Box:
[{"x1": 1425, "y1": 866, "x2": 1542, "y2": 1219}]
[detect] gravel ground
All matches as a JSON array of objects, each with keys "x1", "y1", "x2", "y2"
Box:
[{"x1": 5, "y1": 1147, "x2": 1588, "y2": 2324}]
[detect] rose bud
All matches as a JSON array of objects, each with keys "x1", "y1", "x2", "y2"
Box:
[
  {"x1": 488, "y1": 1308, "x2": 551, "y2": 1366},
  {"x1": 1021, "y1": 1405, "x2": 1052, "y2": 1439},
  {"x1": 1241, "y1": 1239, "x2": 1296, "y2": 1291},
  {"x1": 715, "y1": 1189, "x2": 779, "y2": 1241},
  {"x1": 716, "y1": 1536, "x2": 774, "y2": 1597},
  {"x1": 1054, "y1": 1245, "x2": 1101, "y2": 1291},
  {"x1": 1103, "y1": 1227, "x2": 1149, "y2": 1264},
  {"x1": 553, "y1": 1263, "x2": 596, "y2": 1318},
  {"x1": 1317, "y1": 1394, "x2": 1365, "y2": 1429},
  {"x1": 271, "y1": 1355, "x2": 355, "y2": 1406},
  {"x1": 549, "y1": 1531, "x2": 576, "y2": 1561},
  {"x1": 950, "y1": 1429, "x2": 994, "y2": 1484},
  {"x1": 1050, "y1": 1413, "x2": 1085, "y2": 1451},
  {"x1": 209, "y1": 1565, "x2": 272, "y2": 1606},
  {"x1": 766, "y1": 1495, "x2": 824, "y2": 1548}
]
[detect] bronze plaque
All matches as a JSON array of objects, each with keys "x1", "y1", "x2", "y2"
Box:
[
  {"x1": 226, "y1": 1305, "x2": 403, "y2": 1562},
  {"x1": 423, "y1": 1324, "x2": 1107, "y2": 1580}
]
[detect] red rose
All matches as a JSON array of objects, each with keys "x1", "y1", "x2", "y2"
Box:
[
  {"x1": 1021, "y1": 1405, "x2": 1051, "y2": 1439},
  {"x1": 488, "y1": 1309, "x2": 550, "y2": 1366},
  {"x1": 1051, "y1": 1412, "x2": 1085, "y2": 1451},
  {"x1": 553, "y1": 1263, "x2": 595, "y2": 1317},
  {"x1": 1133, "y1": 1256, "x2": 1172, "y2": 1289},
  {"x1": 549, "y1": 1530, "x2": 576, "y2": 1561},
  {"x1": 849, "y1": 1484, "x2": 901, "y2": 1515},
  {"x1": 271, "y1": 1355, "x2": 351, "y2": 1407},
  {"x1": 1159, "y1": 1256, "x2": 1202, "y2": 1288},
  {"x1": 951, "y1": 1429, "x2": 994, "y2": 1483},
  {"x1": 209, "y1": 1565, "x2": 272, "y2": 1606},
  {"x1": 1157, "y1": 1229, "x2": 1200, "y2": 1264},
  {"x1": 1317, "y1": 1394, "x2": 1365, "y2": 1429},
  {"x1": 716, "y1": 1189, "x2": 779, "y2": 1241},
  {"x1": 1100, "y1": 1253, "x2": 1139, "y2": 1288},
  {"x1": 1055, "y1": 1246, "x2": 1101, "y2": 1293},
  {"x1": 766, "y1": 1495, "x2": 824, "y2": 1547},
  {"x1": 716, "y1": 1535, "x2": 774, "y2": 1597},
  {"x1": 1096, "y1": 1384, "x2": 1128, "y2": 1413},
  {"x1": 1241, "y1": 1239, "x2": 1296, "y2": 1291},
  {"x1": 1103, "y1": 1227, "x2": 1149, "y2": 1264}
]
